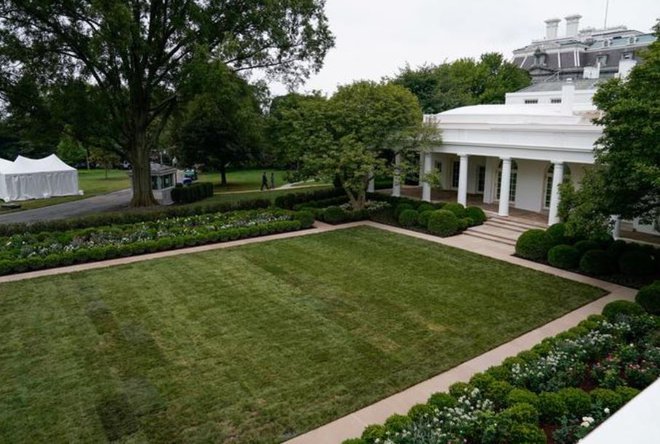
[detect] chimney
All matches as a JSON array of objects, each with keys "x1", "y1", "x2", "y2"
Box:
[
  {"x1": 545, "y1": 18, "x2": 561, "y2": 39},
  {"x1": 561, "y1": 79, "x2": 575, "y2": 114},
  {"x1": 565, "y1": 14, "x2": 582, "y2": 37}
]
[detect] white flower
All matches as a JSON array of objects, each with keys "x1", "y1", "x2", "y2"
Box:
[
  {"x1": 604, "y1": 407, "x2": 610, "y2": 414},
  {"x1": 581, "y1": 421, "x2": 590, "y2": 428}
]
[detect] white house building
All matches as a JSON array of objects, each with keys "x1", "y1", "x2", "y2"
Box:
[{"x1": 397, "y1": 16, "x2": 656, "y2": 234}]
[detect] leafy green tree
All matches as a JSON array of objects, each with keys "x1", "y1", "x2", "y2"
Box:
[
  {"x1": 301, "y1": 81, "x2": 439, "y2": 210},
  {"x1": 391, "y1": 53, "x2": 530, "y2": 113},
  {"x1": 90, "y1": 147, "x2": 121, "y2": 179},
  {"x1": 563, "y1": 23, "x2": 660, "y2": 233},
  {"x1": 0, "y1": 1, "x2": 333, "y2": 206},
  {"x1": 56, "y1": 129, "x2": 87, "y2": 166},
  {"x1": 172, "y1": 60, "x2": 264, "y2": 185}
]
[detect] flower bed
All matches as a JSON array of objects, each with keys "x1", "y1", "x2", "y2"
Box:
[
  {"x1": 345, "y1": 300, "x2": 659, "y2": 444},
  {"x1": 515, "y1": 223, "x2": 660, "y2": 288},
  {"x1": 0, "y1": 209, "x2": 314, "y2": 275}
]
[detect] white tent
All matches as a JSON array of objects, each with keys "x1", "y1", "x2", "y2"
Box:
[{"x1": 0, "y1": 154, "x2": 80, "y2": 202}]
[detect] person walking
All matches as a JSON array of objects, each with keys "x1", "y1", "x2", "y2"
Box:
[
  {"x1": 270, "y1": 172, "x2": 275, "y2": 190},
  {"x1": 261, "y1": 172, "x2": 269, "y2": 191}
]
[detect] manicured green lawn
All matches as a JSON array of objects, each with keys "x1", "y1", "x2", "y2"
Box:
[
  {"x1": 198, "y1": 168, "x2": 289, "y2": 192},
  {"x1": 1, "y1": 169, "x2": 130, "y2": 211},
  {"x1": 0, "y1": 227, "x2": 604, "y2": 443}
]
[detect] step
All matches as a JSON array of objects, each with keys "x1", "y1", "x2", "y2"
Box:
[
  {"x1": 462, "y1": 230, "x2": 517, "y2": 246},
  {"x1": 488, "y1": 216, "x2": 547, "y2": 231},
  {"x1": 482, "y1": 220, "x2": 528, "y2": 233},
  {"x1": 467, "y1": 224, "x2": 522, "y2": 242}
]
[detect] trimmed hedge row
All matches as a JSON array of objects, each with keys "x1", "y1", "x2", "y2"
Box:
[
  {"x1": 0, "y1": 198, "x2": 272, "y2": 236},
  {"x1": 0, "y1": 210, "x2": 314, "y2": 276},
  {"x1": 515, "y1": 223, "x2": 660, "y2": 287},
  {"x1": 171, "y1": 182, "x2": 214, "y2": 204},
  {"x1": 273, "y1": 187, "x2": 344, "y2": 209},
  {"x1": 346, "y1": 301, "x2": 659, "y2": 444}
]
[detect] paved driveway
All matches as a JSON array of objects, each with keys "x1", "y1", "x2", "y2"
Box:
[{"x1": 0, "y1": 189, "x2": 132, "y2": 225}]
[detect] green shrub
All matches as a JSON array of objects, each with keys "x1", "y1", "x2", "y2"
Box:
[
  {"x1": 619, "y1": 250, "x2": 656, "y2": 276},
  {"x1": 417, "y1": 203, "x2": 435, "y2": 213},
  {"x1": 486, "y1": 380, "x2": 514, "y2": 409},
  {"x1": 469, "y1": 373, "x2": 496, "y2": 392},
  {"x1": 294, "y1": 210, "x2": 315, "y2": 229},
  {"x1": 557, "y1": 388, "x2": 591, "y2": 418},
  {"x1": 579, "y1": 249, "x2": 610, "y2": 275},
  {"x1": 427, "y1": 210, "x2": 460, "y2": 237},
  {"x1": 547, "y1": 244, "x2": 580, "y2": 269},
  {"x1": 322, "y1": 206, "x2": 348, "y2": 224},
  {"x1": 607, "y1": 240, "x2": 629, "y2": 261},
  {"x1": 465, "y1": 206, "x2": 486, "y2": 224},
  {"x1": 590, "y1": 388, "x2": 623, "y2": 410},
  {"x1": 575, "y1": 239, "x2": 600, "y2": 255},
  {"x1": 361, "y1": 424, "x2": 386, "y2": 443},
  {"x1": 443, "y1": 202, "x2": 466, "y2": 218},
  {"x1": 516, "y1": 350, "x2": 540, "y2": 363},
  {"x1": 546, "y1": 223, "x2": 569, "y2": 245},
  {"x1": 428, "y1": 392, "x2": 456, "y2": 410},
  {"x1": 460, "y1": 217, "x2": 474, "y2": 229},
  {"x1": 538, "y1": 392, "x2": 567, "y2": 424},
  {"x1": 602, "y1": 300, "x2": 645, "y2": 321},
  {"x1": 507, "y1": 388, "x2": 539, "y2": 408},
  {"x1": 342, "y1": 439, "x2": 366, "y2": 444},
  {"x1": 384, "y1": 414, "x2": 412, "y2": 433},
  {"x1": 398, "y1": 209, "x2": 419, "y2": 228},
  {"x1": 171, "y1": 182, "x2": 214, "y2": 204},
  {"x1": 515, "y1": 229, "x2": 553, "y2": 261},
  {"x1": 418, "y1": 210, "x2": 433, "y2": 228},
  {"x1": 506, "y1": 424, "x2": 546, "y2": 444},
  {"x1": 501, "y1": 402, "x2": 539, "y2": 424},
  {"x1": 448, "y1": 382, "x2": 473, "y2": 398},
  {"x1": 274, "y1": 188, "x2": 344, "y2": 209},
  {"x1": 615, "y1": 386, "x2": 640, "y2": 404},
  {"x1": 636, "y1": 282, "x2": 660, "y2": 315},
  {"x1": 394, "y1": 203, "x2": 414, "y2": 218},
  {"x1": 407, "y1": 403, "x2": 435, "y2": 421}
]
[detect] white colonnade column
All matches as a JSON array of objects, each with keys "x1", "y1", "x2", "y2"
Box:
[
  {"x1": 457, "y1": 154, "x2": 469, "y2": 206},
  {"x1": 547, "y1": 161, "x2": 564, "y2": 225},
  {"x1": 421, "y1": 152, "x2": 433, "y2": 202},
  {"x1": 392, "y1": 153, "x2": 401, "y2": 197},
  {"x1": 498, "y1": 157, "x2": 512, "y2": 217}
]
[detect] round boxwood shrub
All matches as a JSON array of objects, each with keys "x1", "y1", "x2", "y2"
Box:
[
  {"x1": 538, "y1": 392, "x2": 567, "y2": 424},
  {"x1": 515, "y1": 229, "x2": 553, "y2": 261},
  {"x1": 427, "y1": 210, "x2": 460, "y2": 237},
  {"x1": 635, "y1": 282, "x2": 660, "y2": 315},
  {"x1": 427, "y1": 392, "x2": 456, "y2": 410},
  {"x1": 506, "y1": 388, "x2": 539, "y2": 408},
  {"x1": 485, "y1": 380, "x2": 514, "y2": 409},
  {"x1": 575, "y1": 239, "x2": 600, "y2": 255},
  {"x1": 557, "y1": 388, "x2": 591, "y2": 417},
  {"x1": 443, "y1": 202, "x2": 466, "y2": 218},
  {"x1": 619, "y1": 250, "x2": 655, "y2": 276},
  {"x1": 394, "y1": 203, "x2": 414, "y2": 218},
  {"x1": 579, "y1": 249, "x2": 610, "y2": 275},
  {"x1": 546, "y1": 222, "x2": 569, "y2": 245},
  {"x1": 547, "y1": 244, "x2": 581, "y2": 269},
  {"x1": 465, "y1": 206, "x2": 487, "y2": 224},
  {"x1": 615, "y1": 386, "x2": 640, "y2": 404},
  {"x1": 602, "y1": 300, "x2": 645, "y2": 321},
  {"x1": 417, "y1": 203, "x2": 435, "y2": 213},
  {"x1": 590, "y1": 388, "x2": 623, "y2": 410},
  {"x1": 500, "y1": 402, "x2": 539, "y2": 424},
  {"x1": 607, "y1": 239, "x2": 629, "y2": 261},
  {"x1": 323, "y1": 206, "x2": 348, "y2": 224},
  {"x1": 460, "y1": 217, "x2": 474, "y2": 229},
  {"x1": 448, "y1": 382, "x2": 474, "y2": 398},
  {"x1": 342, "y1": 439, "x2": 366, "y2": 444},
  {"x1": 407, "y1": 403, "x2": 435, "y2": 421},
  {"x1": 294, "y1": 210, "x2": 315, "y2": 229},
  {"x1": 418, "y1": 210, "x2": 434, "y2": 228},
  {"x1": 384, "y1": 414, "x2": 412, "y2": 433},
  {"x1": 505, "y1": 424, "x2": 546, "y2": 444},
  {"x1": 360, "y1": 424, "x2": 386, "y2": 443},
  {"x1": 398, "y1": 209, "x2": 419, "y2": 228}
]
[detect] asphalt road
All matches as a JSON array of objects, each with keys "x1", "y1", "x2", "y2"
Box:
[{"x1": 0, "y1": 189, "x2": 132, "y2": 225}]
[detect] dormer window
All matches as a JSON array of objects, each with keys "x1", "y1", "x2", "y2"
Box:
[
  {"x1": 622, "y1": 51, "x2": 634, "y2": 60},
  {"x1": 603, "y1": 39, "x2": 611, "y2": 47},
  {"x1": 533, "y1": 49, "x2": 547, "y2": 66},
  {"x1": 628, "y1": 36, "x2": 637, "y2": 44},
  {"x1": 524, "y1": 99, "x2": 539, "y2": 104}
]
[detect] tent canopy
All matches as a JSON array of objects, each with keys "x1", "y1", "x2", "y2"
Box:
[{"x1": 0, "y1": 154, "x2": 80, "y2": 202}]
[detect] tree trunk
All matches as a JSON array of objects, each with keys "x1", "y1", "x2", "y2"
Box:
[
  {"x1": 220, "y1": 163, "x2": 227, "y2": 185},
  {"x1": 128, "y1": 131, "x2": 158, "y2": 207},
  {"x1": 105, "y1": 164, "x2": 109, "y2": 179}
]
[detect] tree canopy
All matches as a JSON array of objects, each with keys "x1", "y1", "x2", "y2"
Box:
[
  {"x1": 0, "y1": 0, "x2": 334, "y2": 206},
  {"x1": 391, "y1": 53, "x2": 531, "y2": 114}
]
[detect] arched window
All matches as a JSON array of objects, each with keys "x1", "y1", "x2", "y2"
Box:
[
  {"x1": 543, "y1": 164, "x2": 571, "y2": 209},
  {"x1": 496, "y1": 160, "x2": 518, "y2": 203}
]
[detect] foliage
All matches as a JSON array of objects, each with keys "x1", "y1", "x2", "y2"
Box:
[
  {"x1": 465, "y1": 206, "x2": 486, "y2": 225},
  {"x1": 618, "y1": 250, "x2": 656, "y2": 276},
  {"x1": 391, "y1": 53, "x2": 531, "y2": 113},
  {"x1": 418, "y1": 210, "x2": 434, "y2": 228},
  {"x1": 274, "y1": 188, "x2": 345, "y2": 210},
  {"x1": 56, "y1": 130, "x2": 87, "y2": 166},
  {"x1": 547, "y1": 245, "x2": 581, "y2": 270},
  {"x1": 0, "y1": 1, "x2": 334, "y2": 206},
  {"x1": 170, "y1": 183, "x2": 214, "y2": 204},
  {"x1": 636, "y1": 281, "x2": 660, "y2": 315},
  {"x1": 575, "y1": 240, "x2": 600, "y2": 256},
  {"x1": 547, "y1": 222, "x2": 570, "y2": 245},
  {"x1": 515, "y1": 229, "x2": 552, "y2": 261},
  {"x1": 442, "y1": 202, "x2": 466, "y2": 219},
  {"x1": 398, "y1": 209, "x2": 419, "y2": 228},
  {"x1": 602, "y1": 300, "x2": 646, "y2": 321},
  {"x1": 427, "y1": 210, "x2": 461, "y2": 237},
  {"x1": 579, "y1": 250, "x2": 611, "y2": 275}
]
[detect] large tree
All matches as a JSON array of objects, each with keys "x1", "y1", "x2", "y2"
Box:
[
  {"x1": 172, "y1": 59, "x2": 264, "y2": 185},
  {"x1": 0, "y1": 1, "x2": 333, "y2": 206},
  {"x1": 300, "y1": 81, "x2": 439, "y2": 210},
  {"x1": 391, "y1": 53, "x2": 531, "y2": 114},
  {"x1": 562, "y1": 24, "x2": 660, "y2": 234}
]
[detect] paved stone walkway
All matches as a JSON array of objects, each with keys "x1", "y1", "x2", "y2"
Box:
[{"x1": 0, "y1": 219, "x2": 637, "y2": 444}]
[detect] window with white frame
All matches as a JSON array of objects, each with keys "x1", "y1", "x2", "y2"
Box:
[
  {"x1": 451, "y1": 161, "x2": 460, "y2": 188},
  {"x1": 524, "y1": 99, "x2": 539, "y2": 104},
  {"x1": 496, "y1": 160, "x2": 518, "y2": 202}
]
